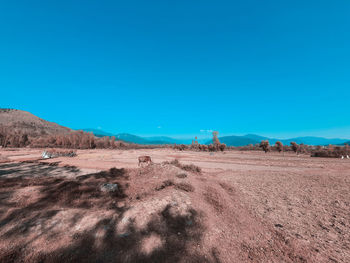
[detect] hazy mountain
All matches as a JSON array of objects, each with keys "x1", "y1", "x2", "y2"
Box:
[
  {"x1": 83, "y1": 129, "x2": 350, "y2": 146},
  {"x1": 279, "y1": 137, "x2": 349, "y2": 146},
  {"x1": 210, "y1": 134, "x2": 350, "y2": 147},
  {"x1": 207, "y1": 136, "x2": 259, "y2": 147},
  {"x1": 243, "y1": 134, "x2": 270, "y2": 142},
  {"x1": 80, "y1": 130, "x2": 195, "y2": 144},
  {"x1": 80, "y1": 128, "x2": 114, "y2": 137},
  {"x1": 0, "y1": 108, "x2": 71, "y2": 136},
  {"x1": 145, "y1": 136, "x2": 193, "y2": 145},
  {"x1": 115, "y1": 134, "x2": 179, "y2": 145}
]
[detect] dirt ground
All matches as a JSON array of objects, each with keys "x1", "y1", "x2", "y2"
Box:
[{"x1": 0, "y1": 148, "x2": 350, "y2": 263}]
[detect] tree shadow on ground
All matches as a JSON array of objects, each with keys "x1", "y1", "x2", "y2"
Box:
[
  {"x1": 0, "y1": 162, "x2": 81, "y2": 179},
  {"x1": 0, "y1": 165, "x2": 211, "y2": 263},
  {"x1": 37, "y1": 205, "x2": 209, "y2": 263}
]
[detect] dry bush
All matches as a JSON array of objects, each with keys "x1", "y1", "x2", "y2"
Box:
[
  {"x1": 219, "y1": 143, "x2": 226, "y2": 152},
  {"x1": 164, "y1": 159, "x2": 202, "y2": 173},
  {"x1": 275, "y1": 141, "x2": 283, "y2": 153},
  {"x1": 199, "y1": 144, "x2": 209, "y2": 151},
  {"x1": 311, "y1": 145, "x2": 350, "y2": 158},
  {"x1": 176, "y1": 173, "x2": 188, "y2": 179},
  {"x1": 299, "y1": 143, "x2": 307, "y2": 154},
  {"x1": 155, "y1": 180, "x2": 175, "y2": 191},
  {"x1": 173, "y1": 144, "x2": 188, "y2": 151},
  {"x1": 176, "y1": 182, "x2": 195, "y2": 192},
  {"x1": 259, "y1": 140, "x2": 270, "y2": 153},
  {"x1": 208, "y1": 144, "x2": 216, "y2": 152},
  {"x1": 290, "y1": 142, "x2": 299, "y2": 153}
]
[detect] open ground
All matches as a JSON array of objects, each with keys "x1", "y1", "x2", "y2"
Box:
[{"x1": 1, "y1": 148, "x2": 350, "y2": 262}]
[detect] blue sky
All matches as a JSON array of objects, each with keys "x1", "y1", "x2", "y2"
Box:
[{"x1": 1, "y1": 0, "x2": 349, "y2": 139}]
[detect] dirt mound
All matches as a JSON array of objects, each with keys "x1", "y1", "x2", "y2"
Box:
[
  {"x1": 0, "y1": 109, "x2": 71, "y2": 136},
  {"x1": 0, "y1": 159, "x2": 321, "y2": 263},
  {"x1": 0, "y1": 163, "x2": 208, "y2": 262}
]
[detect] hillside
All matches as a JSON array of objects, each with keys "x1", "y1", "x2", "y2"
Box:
[{"x1": 0, "y1": 109, "x2": 71, "y2": 136}]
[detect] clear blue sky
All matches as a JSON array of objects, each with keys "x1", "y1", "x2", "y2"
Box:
[{"x1": 1, "y1": 0, "x2": 349, "y2": 139}]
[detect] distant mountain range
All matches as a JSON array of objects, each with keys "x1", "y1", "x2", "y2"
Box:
[
  {"x1": 81, "y1": 130, "x2": 195, "y2": 145},
  {"x1": 80, "y1": 128, "x2": 114, "y2": 137},
  {"x1": 1, "y1": 109, "x2": 347, "y2": 147},
  {"x1": 81, "y1": 129, "x2": 350, "y2": 146},
  {"x1": 206, "y1": 134, "x2": 350, "y2": 147}
]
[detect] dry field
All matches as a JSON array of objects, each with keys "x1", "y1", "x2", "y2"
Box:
[{"x1": 0, "y1": 148, "x2": 350, "y2": 262}]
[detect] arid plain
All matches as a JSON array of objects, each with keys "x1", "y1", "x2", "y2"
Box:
[{"x1": 1, "y1": 148, "x2": 350, "y2": 262}]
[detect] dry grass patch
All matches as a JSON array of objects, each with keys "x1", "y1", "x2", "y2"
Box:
[{"x1": 163, "y1": 159, "x2": 201, "y2": 173}]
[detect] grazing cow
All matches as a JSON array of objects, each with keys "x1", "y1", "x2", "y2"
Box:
[
  {"x1": 138, "y1": 156, "x2": 152, "y2": 166},
  {"x1": 341, "y1": 156, "x2": 344, "y2": 159},
  {"x1": 347, "y1": 155, "x2": 350, "y2": 159}
]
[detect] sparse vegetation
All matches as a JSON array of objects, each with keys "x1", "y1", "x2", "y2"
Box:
[
  {"x1": 176, "y1": 182, "x2": 195, "y2": 192},
  {"x1": 0, "y1": 126, "x2": 30, "y2": 148},
  {"x1": 164, "y1": 159, "x2": 202, "y2": 173},
  {"x1": 0, "y1": 127, "x2": 165, "y2": 150},
  {"x1": 275, "y1": 141, "x2": 283, "y2": 153},
  {"x1": 290, "y1": 142, "x2": 299, "y2": 154},
  {"x1": 155, "y1": 180, "x2": 175, "y2": 191},
  {"x1": 176, "y1": 173, "x2": 188, "y2": 179},
  {"x1": 259, "y1": 140, "x2": 270, "y2": 153},
  {"x1": 311, "y1": 145, "x2": 350, "y2": 158}
]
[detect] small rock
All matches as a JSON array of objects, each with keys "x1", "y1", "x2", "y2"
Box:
[
  {"x1": 100, "y1": 183, "x2": 118, "y2": 193},
  {"x1": 118, "y1": 232, "x2": 130, "y2": 238},
  {"x1": 117, "y1": 201, "x2": 126, "y2": 208}
]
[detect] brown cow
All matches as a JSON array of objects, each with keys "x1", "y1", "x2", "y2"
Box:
[{"x1": 138, "y1": 155, "x2": 152, "y2": 166}]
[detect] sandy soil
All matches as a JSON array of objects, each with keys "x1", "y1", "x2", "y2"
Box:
[{"x1": 0, "y1": 148, "x2": 350, "y2": 262}]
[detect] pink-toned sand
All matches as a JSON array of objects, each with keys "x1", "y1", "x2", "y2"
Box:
[{"x1": 0, "y1": 148, "x2": 350, "y2": 262}]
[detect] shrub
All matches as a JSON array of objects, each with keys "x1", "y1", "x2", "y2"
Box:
[
  {"x1": 275, "y1": 141, "x2": 283, "y2": 153},
  {"x1": 259, "y1": 140, "x2": 270, "y2": 153},
  {"x1": 164, "y1": 159, "x2": 202, "y2": 173},
  {"x1": 219, "y1": 143, "x2": 226, "y2": 152},
  {"x1": 176, "y1": 173, "x2": 188, "y2": 178},
  {"x1": 299, "y1": 143, "x2": 307, "y2": 154},
  {"x1": 311, "y1": 145, "x2": 350, "y2": 158},
  {"x1": 155, "y1": 180, "x2": 175, "y2": 191},
  {"x1": 290, "y1": 142, "x2": 299, "y2": 153},
  {"x1": 176, "y1": 182, "x2": 195, "y2": 192}
]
